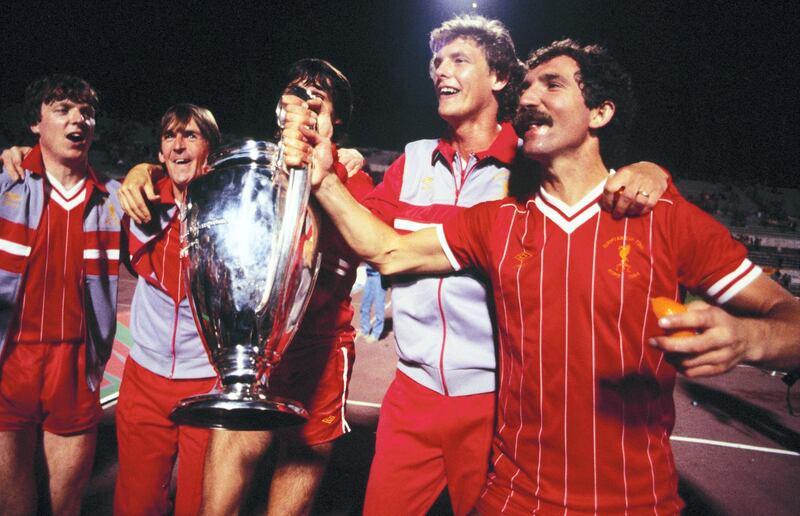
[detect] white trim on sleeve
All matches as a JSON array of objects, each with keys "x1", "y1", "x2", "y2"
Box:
[
  {"x1": 716, "y1": 264, "x2": 762, "y2": 304},
  {"x1": 435, "y1": 224, "x2": 461, "y2": 272},
  {"x1": 707, "y1": 259, "x2": 756, "y2": 297}
]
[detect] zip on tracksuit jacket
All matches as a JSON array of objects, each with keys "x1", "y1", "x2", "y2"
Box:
[
  {"x1": 362, "y1": 123, "x2": 520, "y2": 396},
  {"x1": 125, "y1": 177, "x2": 215, "y2": 379},
  {"x1": 0, "y1": 145, "x2": 122, "y2": 390}
]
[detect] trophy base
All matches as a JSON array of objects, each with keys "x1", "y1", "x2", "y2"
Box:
[{"x1": 169, "y1": 392, "x2": 309, "y2": 430}]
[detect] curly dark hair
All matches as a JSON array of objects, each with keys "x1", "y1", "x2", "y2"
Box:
[
  {"x1": 285, "y1": 58, "x2": 353, "y2": 143},
  {"x1": 23, "y1": 74, "x2": 99, "y2": 128},
  {"x1": 526, "y1": 39, "x2": 636, "y2": 167},
  {"x1": 429, "y1": 15, "x2": 525, "y2": 122}
]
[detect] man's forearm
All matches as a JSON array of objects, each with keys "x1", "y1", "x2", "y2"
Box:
[
  {"x1": 745, "y1": 299, "x2": 800, "y2": 371},
  {"x1": 314, "y1": 173, "x2": 401, "y2": 269},
  {"x1": 313, "y1": 173, "x2": 452, "y2": 275}
]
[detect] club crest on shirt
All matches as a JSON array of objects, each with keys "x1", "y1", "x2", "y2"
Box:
[
  {"x1": 603, "y1": 236, "x2": 643, "y2": 279},
  {"x1": 321, "y1": 415, "x2": 336, "y2": 424},
  {"x1": 2, "y1": 191, "x2": 21, "y2": 208}
]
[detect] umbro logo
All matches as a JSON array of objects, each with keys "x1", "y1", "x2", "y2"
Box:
[{"x1": 515, "y1": 251, "x2": 533, "y2": 266}]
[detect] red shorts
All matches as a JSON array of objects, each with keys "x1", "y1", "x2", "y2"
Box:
[
  {"x1": 114, "y1": 358, "x2": 217, "y2": 516},
  {"x1": 0, "y1": 340, "x2": 101, "y2": 434},
  {"x1": 363, "y1": 371, "x2": 495, "y2": 516},
  {"x1": 269, "y1": 333, "x2": 355, "y2": 446}
]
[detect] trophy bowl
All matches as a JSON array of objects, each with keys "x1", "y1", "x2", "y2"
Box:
[{"x1": 169, "y1": 140, "x2": 320, "y2": 430}]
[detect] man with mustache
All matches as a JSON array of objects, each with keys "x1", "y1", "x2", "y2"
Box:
[
  {"x1": 282, "y1": 39, "x2": 800, "y2": 514},
  {"x1": 282, "y1": 15, "x2": 669, "y2": 515},
  {"x1": 0, "y1": 75, "x2": 122, "y2": 515}
]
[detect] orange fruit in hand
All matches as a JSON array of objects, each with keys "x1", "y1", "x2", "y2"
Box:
[{"x1": 650, "y1": 297, "x2": 695, "y2": 338}]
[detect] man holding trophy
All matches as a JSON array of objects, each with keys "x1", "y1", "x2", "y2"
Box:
[
  {"x1": 114, "y1": 103, "x2": 222, "y2": 515},
  {"x1": 198, "y1": 58, "x2": 374, "y2": 515},
  {"x1": 114, "y1": 59, "x2": 373, "y2": 515}
]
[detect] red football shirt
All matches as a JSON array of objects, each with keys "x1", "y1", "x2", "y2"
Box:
[
  {"x1": 16, "y1": 173, "x2": 87, "y2": 343},
  {"x1": 440, "y1": 180, "x2": 760, "y2": 514}
]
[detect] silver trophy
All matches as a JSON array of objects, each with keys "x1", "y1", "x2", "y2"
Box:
[{"x1": 169, "y1": 140, "x2": 320, "y2": 430}]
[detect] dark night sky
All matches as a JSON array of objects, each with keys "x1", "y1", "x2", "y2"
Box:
[{"x1": 1, "y1": 0, "x2": 797, "y2": 186}]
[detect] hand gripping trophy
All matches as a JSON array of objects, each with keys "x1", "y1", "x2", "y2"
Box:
[{"x1": 170, "y1": 91, "x2": 321, "y2": 430}]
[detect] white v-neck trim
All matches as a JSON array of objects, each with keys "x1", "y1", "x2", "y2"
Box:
[
  {"x1": 538, "y1": 179, "x2": 606, "y2": 217},
  {"x1": 47, "y1": 172, "x2": 87, "y2": 211},
  {"x1": 533, "y1": 170, "x2": 614, "y2": 234},
  {"x1": 47, "y1": 172, "x2": 86, "y2": 199}
]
